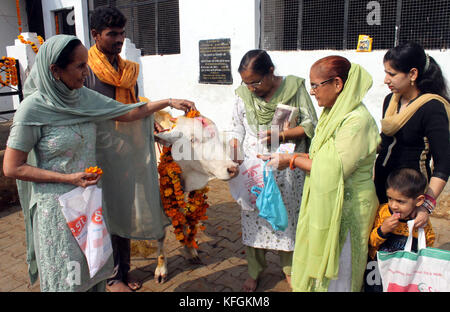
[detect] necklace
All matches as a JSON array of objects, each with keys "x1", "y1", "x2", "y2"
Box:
[{"x1": 397, "y1": 94, "x2": 421, "y2": 113}]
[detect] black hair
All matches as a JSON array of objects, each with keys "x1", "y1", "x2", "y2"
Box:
[
  {"x1": 386, "y1": 168, "x2": 428, "y2": 199},
  {"x1": 89, "y1": 7, "x2": 127, "y2": 33},
  {"x1": 54, "y1": 39, "x2": 82, "y2": 69},
  {"x1": 238, "y1": 49, "x2": 274, "y2": 76},
  {"x1": 384, "y1": 41, "x2": 449, "y2": 102}
]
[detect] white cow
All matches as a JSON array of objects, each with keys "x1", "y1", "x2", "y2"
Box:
[{"x1": 133, "y1": 110, "x2": 238, "y2": 283}]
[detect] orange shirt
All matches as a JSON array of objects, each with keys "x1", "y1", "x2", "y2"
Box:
[{"x1": 368, "y1": 203, "x2": 435, "y2": 259}]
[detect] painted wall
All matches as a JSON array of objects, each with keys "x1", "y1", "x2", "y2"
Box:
[
  {"x1": 0, "y1": 0, "x2": 28, "y2": 113},
  {"x1": 8, "y1": 0, "x2": 450, "y2": 131},
  {"x1": 138, "y1": 0, "x2": 450, "y2": 132},
  {"x1": 41, "y1": 0, "x2": 90, "y2": 47}
]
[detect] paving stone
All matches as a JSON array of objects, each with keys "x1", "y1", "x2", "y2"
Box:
[{"x1": 1, "y1": 179, "x2": 449, "y2": 293}]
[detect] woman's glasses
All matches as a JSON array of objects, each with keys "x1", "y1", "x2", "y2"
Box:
[
  {"x1": 241, "y1": 75, "x2": 265, "y2": 88},
  {"x1": 310, "y1": 77, "x2": 335, "y2": 90}
]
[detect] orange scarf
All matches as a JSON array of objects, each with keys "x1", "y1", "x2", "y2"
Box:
[
  {"x1": 88, "y1": 44, "x2": 144, "y2": 145},
  {"x1": 88, "y1": 44, "x2": 139, "y2": 104}
]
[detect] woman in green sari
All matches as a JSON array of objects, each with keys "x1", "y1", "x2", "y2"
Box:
[
  {"x1": 2, "y1": 35, "x2": 194, "y2": 291},
  {"x1": 262, "y1": 56, "x2": 380, "y2": 291}
]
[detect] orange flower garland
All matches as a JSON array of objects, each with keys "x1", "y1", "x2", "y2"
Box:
[
  {"x1": 0, "y1": 57, "x2": 18, "y2": 87},
  {"x1": 157, "y1": 110, "x2": 209, "y2": 249},
  {"x1": 18, "y1": 35, "x2": 44, "y2": 54}
]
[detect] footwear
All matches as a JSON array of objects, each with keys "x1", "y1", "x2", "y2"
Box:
[
  {"x1": 106, "y1": 281, "x2": 132, "y2": 292},
  {"x1": 127, "y1": 278, "x2": 142, "y2": 291},
  {"x1": 242, "y1": 276, "x2": 258, "y2": 292}
]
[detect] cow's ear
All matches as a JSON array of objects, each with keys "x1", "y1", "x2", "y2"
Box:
[{"x1": 154, "y1": 130, "x2": 183, "y2": 146}]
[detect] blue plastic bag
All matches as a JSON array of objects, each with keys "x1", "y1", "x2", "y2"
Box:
[{"x1": 250, "y1": 161, "x2": 288, "y2": 231}]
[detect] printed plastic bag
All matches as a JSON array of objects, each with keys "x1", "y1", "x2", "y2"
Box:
[
  {"x1": 59, "y1": 185, "x2": 113, "y2": 278},
  {"x1": 377, "y1": 220, "x2": 450, "y2": 292},
  {"x1": 228, "y1": 157, "x2": 265, "y2": 211},
  {"x1": 250, "y1": 161, "x2": 288, "y2": 231}
]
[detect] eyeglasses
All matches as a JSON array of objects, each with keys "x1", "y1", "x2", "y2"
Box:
[
  {"x1": 310, "y1": 77, "x2": 335, "y2": 90},
  {"x1": 241, "y1": 75, "x2": 265, "y2": 88}
]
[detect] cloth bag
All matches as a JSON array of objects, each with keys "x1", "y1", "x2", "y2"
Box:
[
  {"x1": 228, "y1": 157, "x2": 265, "y2": 211},
  {"x1": 377, "y1": 220, "x2": 450, "y2": 292},
  {"x1": 250, "y1": 161, "x2": 288, "y2": 231},
  {"x1": 59, "y1": 185, "x2": 113, "y2": 278}
]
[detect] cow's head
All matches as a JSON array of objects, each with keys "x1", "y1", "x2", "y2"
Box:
[{"x1": 155, "y1": 112, "x2": 238, "y2": 192}]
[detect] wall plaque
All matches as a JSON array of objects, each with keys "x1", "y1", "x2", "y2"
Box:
[{"x1": 199, "y1": 38, "x2": 232, "y2": 85}]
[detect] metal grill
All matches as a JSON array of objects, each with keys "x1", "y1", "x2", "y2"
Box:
[
  {"x1": 92, "y1": 0, "x2": 180, "y2": 55},
  {"x1": 261, "y1": 0, "x2": 450, "y2": 51}
]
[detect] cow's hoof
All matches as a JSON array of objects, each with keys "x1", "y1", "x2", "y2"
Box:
[
  {"x1": 155, "y1": 274, "x2": 167, "y2": 284},
  {"x1": 189, "y1": 256, "x2": 203, "y2": 265}
]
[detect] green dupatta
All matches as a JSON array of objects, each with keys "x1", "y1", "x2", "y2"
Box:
[
  {"x1": 13, "y1": 35, "x2": 148, "y2": 284},
  {"x1": 291, "y1": 63, "x2": 373, "y2": 291},
  {"x1": 236, "y1": 75, "x2": 315, "y2": 132}
]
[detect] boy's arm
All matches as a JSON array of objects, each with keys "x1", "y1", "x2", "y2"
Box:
[{"x1": 369, "y1": 205, "x2": 390, "y2": 249}]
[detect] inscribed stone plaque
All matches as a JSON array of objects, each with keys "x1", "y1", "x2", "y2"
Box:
[{"x1": 199, "y1": 39, "x2": 232, "y2": 85}]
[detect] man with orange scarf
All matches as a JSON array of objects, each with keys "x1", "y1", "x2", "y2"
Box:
[{"x1": 85, "y1": 7, "x2": 195, "y2": 292}]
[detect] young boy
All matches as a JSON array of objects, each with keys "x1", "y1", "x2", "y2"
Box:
[{"x1": 364, "y1": 168, "x2": 435, "y2": 292}]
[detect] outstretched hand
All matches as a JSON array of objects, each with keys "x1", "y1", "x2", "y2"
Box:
[
  {"x1": 169, "y1": 99, "x2": 196, "y2": 112},
  {"x1": 67, "y1": 172, "x2": 101, "y2": 188}
]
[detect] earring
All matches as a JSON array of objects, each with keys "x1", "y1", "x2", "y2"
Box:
[{"x1": 410, "y1": 80, "x2": 415, "y2": 86}]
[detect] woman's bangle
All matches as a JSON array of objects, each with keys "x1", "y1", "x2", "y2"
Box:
[
  {"x1": 289, "y1": 154, "x2": 299, "y2": 170},
  {"x1": 423, "y1": 194, "x2": 436, "y2": 214},
  {"x1": 280, "y1": 131, "x2": 285, "y2": 143}
]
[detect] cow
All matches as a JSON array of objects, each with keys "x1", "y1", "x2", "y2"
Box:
[{"x1": 131, "y1": 110, "x2": 239, "y2": 283}]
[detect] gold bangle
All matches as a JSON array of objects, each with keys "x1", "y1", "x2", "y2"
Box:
[{"x1": 281, "y1": 131, "x2": 285, "y2": 143}]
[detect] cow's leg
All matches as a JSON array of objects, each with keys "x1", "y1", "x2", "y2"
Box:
[
  {"x1": 182, "y1": 246, "x2": 202, "y2": 264},
  {"x1": 154, "y1": 235, "x2": 168, "y2": 283}
]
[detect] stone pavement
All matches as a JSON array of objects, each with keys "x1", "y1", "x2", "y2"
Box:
[{"x1": 0, "y1": 179, "x2": 449, "y2": 292}]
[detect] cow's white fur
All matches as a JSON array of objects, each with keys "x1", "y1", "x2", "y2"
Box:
[{"x1": 135, "y1": 111, "x2": 238, "y2": 283}]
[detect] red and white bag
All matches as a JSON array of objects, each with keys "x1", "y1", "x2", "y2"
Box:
[
  {"x1": 59, "y1": 185, "x2": 112, "y2": 278},
  {"x1": 228, "y1": 158, "x2": 265, "y2": 211},
  {"x1": 377, "y1": 220, "x2": 450, "y2": 292}
]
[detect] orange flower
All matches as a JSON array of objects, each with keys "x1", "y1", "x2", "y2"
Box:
[
  {"x1": 157, "y1": 137, "x2": 209, "y2": 249},
  {"x1": 84, "y1": 166, "x2": 103, "y2": 180}
]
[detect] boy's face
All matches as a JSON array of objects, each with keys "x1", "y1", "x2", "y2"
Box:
[
  {"x1": 92, "y1": 26, "x2": 125, "y2": 56},
  {"x1": 386, "y1": 188, "x2": 424, "y2": 219}
]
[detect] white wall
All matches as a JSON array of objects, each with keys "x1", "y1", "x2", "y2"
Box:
[
  {"x1": 42, "y1": 0, "x2": 90, "y2": 47},
  {"x1": 138, "y1": 0, "x2": 450, "y2": 132},
  {"x1": 0, "y1": 0, "x2": 28, "y2": 113},
  {"x1": 140, "y1": 0, "x2": 260, "y2": 131}
]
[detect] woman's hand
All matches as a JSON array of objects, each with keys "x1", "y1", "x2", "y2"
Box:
[
  {"x1": 257, "y1": 153, "x2": 291, "y2": 170},
  {"x1": 169, "y1": 99, "x2": 196, "y2": 112},
  {"x1": 410, "y1": 206, "x2": 429, "y2": 228},
  {"x1": 67, "y1": 172, "x2": 101, "y2": 188}
]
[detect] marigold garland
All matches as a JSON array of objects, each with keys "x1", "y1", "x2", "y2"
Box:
[
  {"x1": 157, "y1": 110, "x2": 209, "y2": 249},
  {"x1": 0, "y1": 57, "x2": 18, "y2": 87},
  {"x1": 18, "y1": 35, "x2": 44, "y2": 54}
]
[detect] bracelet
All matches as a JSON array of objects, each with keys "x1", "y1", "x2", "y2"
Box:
[
  {"x1": 423, "y1": 194, "x2": 436, "y2": 214},
  {"x1": 169, "y1": 98, "x2": 172, "y2": 107},
  {"x1": 280, "y1": 131, "x2": 285, "y2": 143},
  {"x1": 289, "y1": 154, "x2": 299, "y2": 170}
]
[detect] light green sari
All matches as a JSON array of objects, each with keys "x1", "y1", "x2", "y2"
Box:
[{"x1": 291, "y1": 63, "x2": 380, "y2": 291}]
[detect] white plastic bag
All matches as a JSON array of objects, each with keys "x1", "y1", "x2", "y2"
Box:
[
  {"x1": 59, "y1": 185, "x2": 113, "y2": 278},
  {"x1": 377, "y1": 220, "x2": 450, "y2": 292},
  {"x1": 228, "y1": 158, "x2": 265, "y2": 211}
]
